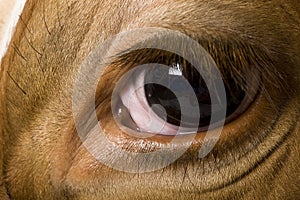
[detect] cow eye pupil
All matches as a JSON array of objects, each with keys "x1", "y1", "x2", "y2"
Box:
[{"x1": 145, "y1": 84, "x2": 182, "y2": 126}]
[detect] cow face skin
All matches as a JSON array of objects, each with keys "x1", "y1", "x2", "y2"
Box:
[{"x1": 0, "y1": 0, "x2": 299, "y2": 199}]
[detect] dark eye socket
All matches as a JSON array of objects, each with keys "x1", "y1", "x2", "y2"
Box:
[{"x1": 111, "y1": 49, "x2": 258, "y2": 135}]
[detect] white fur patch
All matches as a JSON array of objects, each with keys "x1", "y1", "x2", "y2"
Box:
[{"x1": 0, "y1": 0, "x2": 27, "y2": 63}]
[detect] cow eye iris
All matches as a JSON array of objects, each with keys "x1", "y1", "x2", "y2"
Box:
[
  {"x1": 144, "y1": 62, "x2": 245, "y2": 130},
  {"x1": 144, "y1": 63, "x2": 212, "y2": 129},
  {"x1": 112, "y1": 52, "x2": 257, "y2": 136}
]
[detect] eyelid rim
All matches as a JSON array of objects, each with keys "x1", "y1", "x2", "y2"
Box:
[{"x1": 113, "y1": 60, "x2": 261, "y2": 135}]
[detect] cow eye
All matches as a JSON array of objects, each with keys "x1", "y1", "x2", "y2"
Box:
[{"x1": 111, "y1": 52, "x2": 259, "y2": 135}]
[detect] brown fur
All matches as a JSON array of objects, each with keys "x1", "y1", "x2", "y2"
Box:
[{"x1": 0, "y1": 0, "x2": 299, "y2": 199}]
